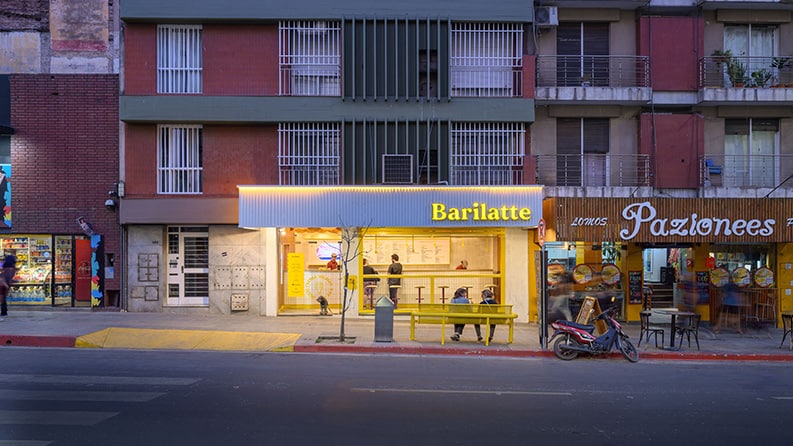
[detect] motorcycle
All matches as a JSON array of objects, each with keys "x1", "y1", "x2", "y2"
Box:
[{"x1": 550, "y1": 305, "x2": 639, "y2": 362}]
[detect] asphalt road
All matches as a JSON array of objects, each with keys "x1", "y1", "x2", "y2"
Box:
[{"x1": 0, "y1": 348, "x2": 790, "y2": 445}]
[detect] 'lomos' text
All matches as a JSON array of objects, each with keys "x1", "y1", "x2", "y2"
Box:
[{"x1": 619, "y1": 201, "x2": 775, "y2": 240}]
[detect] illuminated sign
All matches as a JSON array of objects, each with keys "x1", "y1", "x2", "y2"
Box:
[{"x1": 431, "y1": 202, "x2": 532, "y2": 222}]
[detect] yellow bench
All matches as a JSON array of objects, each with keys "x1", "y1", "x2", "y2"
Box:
[{"x1": 409, "y1": 303, "x2": 517, "y2": 346}]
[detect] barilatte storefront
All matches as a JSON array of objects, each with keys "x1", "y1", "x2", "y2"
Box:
[
  {"x1": 544, "y1": 197, "x2": 792, "y2": 324},
  {"x1": 238, "y1": 186, "x2": 544, "y2": 321}
]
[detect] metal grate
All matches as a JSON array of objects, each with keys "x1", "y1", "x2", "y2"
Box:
[
  {"x1": 157, "y1": 125, "x2": 203, "y2": 194},
  {"x1": 451, "y1": 23, "x2": 523, "y2": 97},
  {"x1": 279, "y1": 20, "x2": 341, "y2": 96},
  {"x1": 450, "y1": 122, "x2": 525, "y2": 185},
  {"x1": 231, "y1": 294, "x2": 249, "y2": 311},
  {"x1": 382, "y1": 154, "x2": 414, "y2": 184},
  {"x1": 157, "y1": 25, "x2": 202, "y2": 94},
  {"x1": 278, "y1": 122, "x2": 340, "y2": 185}
]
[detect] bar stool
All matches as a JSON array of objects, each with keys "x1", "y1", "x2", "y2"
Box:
[
  {"x1": 389, "y1": 285, "x2": 401, "y2": 309},
  {"x1": 780, "y1": 312, "x2": 793, "y2": 350},
  {"x1": 462, "y1": 285, "x2": 474, "y2": 296},
  {"x1": 415, "y1": 285, "x2": 425, "y2": 306},
  {"x1": 364, "y1": 284, "x2": 378, "y2": 310},
  {"x1": 438, "y1": 285, "x2": 449, "y2": 304}
]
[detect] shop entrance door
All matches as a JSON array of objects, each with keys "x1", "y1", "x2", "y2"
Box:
[{"x1": 166, "y1": 226, "x2": 209, "y2": 306}]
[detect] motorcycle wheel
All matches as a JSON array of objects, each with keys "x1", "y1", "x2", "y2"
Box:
[
  {"x1": 552, "y1": 334, "x2": 580, "y2": 361},
  {"x1": 616, "y1": 337, "x2": 639, "y2": 363}
]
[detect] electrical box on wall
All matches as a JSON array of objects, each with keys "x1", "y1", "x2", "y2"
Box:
[{"x1": 535, "y1": 6, "x2": 559, "y2": 27}]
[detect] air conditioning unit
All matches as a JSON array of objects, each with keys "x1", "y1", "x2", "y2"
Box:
[{"x1": 536, "y1": 6, "x2": 559, "y2": 27}]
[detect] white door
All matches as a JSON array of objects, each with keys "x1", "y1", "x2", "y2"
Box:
[{"x1": 166, "y1": 226, "x2": 209, "y2": 306}]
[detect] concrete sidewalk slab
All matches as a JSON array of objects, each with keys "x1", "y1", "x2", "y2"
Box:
[{"x1": 76, "y1": 327, "x2": 301, "y2": 352}]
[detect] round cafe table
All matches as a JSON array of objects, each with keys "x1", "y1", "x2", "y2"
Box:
[{"x1": 653, "y1": 308, "x2": 696, "y2": 351}]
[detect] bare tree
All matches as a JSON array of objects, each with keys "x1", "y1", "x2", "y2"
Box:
[{"x1": 335, "y1": 221, "x2": 370, "y2": 342}]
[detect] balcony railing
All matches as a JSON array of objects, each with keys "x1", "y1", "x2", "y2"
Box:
[
  {"x1": 536, "y1": 55, "x2": 650, "y2": 88},
  {"x1": 450, "y1": 67, "x2": 523, "y2": 97},
  {"x1": 700, "y1": 155, "x2": 793, "y2": 188},
  {"x1": 535, "y1": 154, "x2": 651, "y2": 187},
  {"x1": 700, "y1": 56, "x2": 793, "y2": 88}
]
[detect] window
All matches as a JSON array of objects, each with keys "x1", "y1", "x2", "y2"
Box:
[
  {"x1": 556, "y1": 118, "x2": 610, "y2": 186},
  {"x1": 724, "y1": 24, "x2": 777, "y2": 77},
  {"x1": 157, "y1": 25, "x2": 202, "y2": 94},
  {"x1": 451, "y1": 23, "x2": 523, "y2": 97},
  {"x1": 725, "y1": 118, "x2": 778, "y2": 188},
  {"x1": 450, "y1": 122, "x2": 525, "y2": 185},
  {"x1": 278, "y1": 123, "x2": 340, "y2": 185},
  {"x1": 279, "y1": 21, "x2": 341, "y2": 96},
  {"x1": 157, "y1": 125, "x2": 203, "y2": 194},
  {"x1": 556, "y1": 23, "x2": 609, "y2": 87}
]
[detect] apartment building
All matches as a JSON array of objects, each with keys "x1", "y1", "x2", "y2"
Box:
[
  {"x1": 0, "y1": 0, "x2": 121, "y2": 309},
  {"x1": 119, "y1": 0, "x2": 542, "y2": 320},
  {"x1": 536, "y1": 0, "x2": 793, "y2": 326}
]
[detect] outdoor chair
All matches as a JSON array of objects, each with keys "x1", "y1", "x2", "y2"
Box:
[
  {"x1": 677, "y1": 313, "x2": 701, "y2": 351},
  {"x1": 638, "y1": 310, "x2": 665, "y2": 349}
]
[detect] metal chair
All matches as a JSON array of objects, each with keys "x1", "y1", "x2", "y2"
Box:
[
  {"x1": 677, "y1": 313, "x2": 702, "y2": 351},
  {"x1": 780, "y1": 312, "x2": 793, "y2": 350},
  {"x1": 638, "y1": 310, "x2": 665, "y2": 348}
]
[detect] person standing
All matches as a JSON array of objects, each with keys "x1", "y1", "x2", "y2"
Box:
[
  {"x1": 362, "y1": 258, "x2": 379, "y2": 308},
  {"x1": 326, "y1": 253, "x2": 339, "y2": 270},
  {"x1": 0, "y1": 255, "x2": 16, "y2": 319},
  {"x1": 449, "y1": 287, "x2": 471, "y2": 341},
  {"x1": 474, "y1": 289, "x2": 498, "y2": 343},
  {"x1": 387, "y1": 254, "x2": 402, "y2": 308}
]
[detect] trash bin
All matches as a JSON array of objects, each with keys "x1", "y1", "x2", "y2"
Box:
[{"x1": 374, "y1": 295, "x2": 394, "y2": 342}]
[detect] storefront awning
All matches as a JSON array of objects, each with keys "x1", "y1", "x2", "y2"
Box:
[{"x1": 238, "y1": 185, "x2": 543, "y2": 228}]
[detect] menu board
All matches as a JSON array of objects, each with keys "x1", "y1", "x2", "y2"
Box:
[
  {"x1": 710, "y1": 267, "x2": 729, "y2": 287},
  {"x1": 628, "y1": 270, "x2": 642, "y2": 304},
  {"x1": 696, "y1": 271, "x2": 710, "y2": 304},
  {"x1": 362, "y1": 237, "x2": 450, "y2": 265},
  {"x1": 731, "y1": 267, "x2": 751, "y2": 288},
  {"x1": 572, "y1": 264, "x2": 594, "y2": 284},
  {"x1": 754, "y1": 267, "x2": 774, "y2": 288}
]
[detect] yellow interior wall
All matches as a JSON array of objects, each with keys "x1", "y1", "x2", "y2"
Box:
[
  {"x1": 776, "y1": 243, "x2": 793, "y2": 321},
  {"x1": 693, "y1": 246, "x2": 711, "y2": 321},
  {"x1": 625, "y1": 244, "x2": 643, "y2": 322}
]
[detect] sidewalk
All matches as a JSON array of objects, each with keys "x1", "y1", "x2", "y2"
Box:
[{"x1": 1, "y1": 308, "x2": 792, "y2": 361}]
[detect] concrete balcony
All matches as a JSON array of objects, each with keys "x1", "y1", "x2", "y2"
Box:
[
  {"x1": 535, "y1": 55, "x2": 651, "y2": 104},
  {"x1": 700, "y1": 154, "x2": 793, "y2": 189},
  {"x1": 699, "y1": 55, "x2": 793, "y2": 105},
  {"x1": 535, "y1": 154, "x2": 652, "y2": 187}
]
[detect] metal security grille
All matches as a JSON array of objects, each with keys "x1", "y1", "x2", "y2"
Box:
[
  {"x1": 450, "y1": 123, "x2": 525, "y2": 185},
  {"x1": 157, "y1": 125, "x2": 203, "y2": 194},
  {"x1": 451, "y1": 23, "x2": 523, "y2": 97},
  {"x1": 157, "y1": 25, "x2": 202, "y2": 94},
  {"x1": 278, "y1": 123, "x2": 340, "y2": 185},
  {"x1": 279, "y1": 21, "x2": 341, "y2": 96},
  {"x1": 382, "y1": 154, "x2": 414, "y2": 184}
]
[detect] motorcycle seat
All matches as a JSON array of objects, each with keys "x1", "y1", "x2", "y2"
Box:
[{"x1": 555, "y1": 320, "x2": 596, "y2": 333}]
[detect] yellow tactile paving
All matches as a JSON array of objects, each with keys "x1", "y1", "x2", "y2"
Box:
[{"x1": 76, "y1": 327, "x2": 301, "y2": 352}]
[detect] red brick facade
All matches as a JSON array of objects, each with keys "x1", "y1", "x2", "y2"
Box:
[{"x1": 9, "y1": 74, "x2": 121, "y2": 293}]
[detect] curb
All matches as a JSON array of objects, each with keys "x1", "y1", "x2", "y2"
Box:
[
  {"x1": 1, "y1": 335, "x2": 77, "y2": 348},
  {"x1": 3, "y1": 333, "x2": 793, "y2": 361}
]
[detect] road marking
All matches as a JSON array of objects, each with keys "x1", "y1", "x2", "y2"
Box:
[
  {"x1": 772, "y1": 396, "x2": 793, "y2": 400},
  {"x1": 351, "y1": 388, "x2": 572, "y2": 396},
  {"x1": 0, "y1": 389, "x2": 165, "y2": 402},
  {"x1": 0, "y1": 375, "x2": 199, "y2": 386},
  {"x1": 0, "y1": 441, "x2": 52, "y2": 445},
  {"x1": 0, "y1": 410, "x2": 117, "y2": 426}
]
